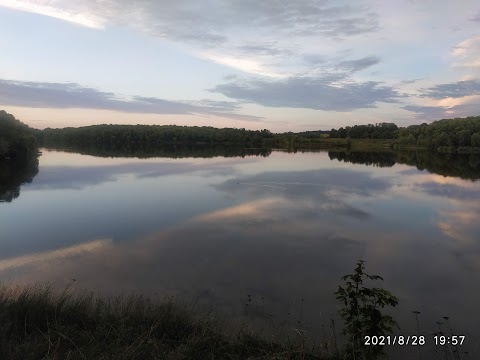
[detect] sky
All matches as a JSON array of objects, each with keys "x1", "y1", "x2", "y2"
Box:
[{"x1": 0, "y1": 0, "x2": 479, "y2": 132}]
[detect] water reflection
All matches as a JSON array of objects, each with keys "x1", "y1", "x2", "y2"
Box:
[
  {"x1": 2, "y1": 148, "x2": 480, "y2": 204},
  {"x1": 1, "y1": 149, "x2": 480, "y2": 358},
  {"x1": 329, "y1": 150, "x2": 480, "y2": 180},
  {"x1": 0, "y1": 157, "x2": 38, "y2": 203},
  {"x1": 46, "y1": 144, "x2": 272, "y2": 159},
  {"x1": 28, "y1": 158, "x2": 254, "y2": 190},
  {"x1": 328, "y1": 151, "x2": 397, "y2": 167}
]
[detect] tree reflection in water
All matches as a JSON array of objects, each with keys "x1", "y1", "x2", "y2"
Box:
[
  {"x1": 328, "y1": 150, "x2": 480, "y2": 180},
  {"x1": 0, "y1": 157, "x2": 39, "y2": 203}
]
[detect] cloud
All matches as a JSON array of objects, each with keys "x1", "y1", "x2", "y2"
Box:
[
  {"x1": 399, "y1": 79, "x2": 423, "y2": 85},
  {"x1": 419, "y1": 80, "x2": 480, "y2": 99},
  {"x1": 451, "y1": 35, "x2": 480, "y2": 68},
  {"x1": 0, "y1": 1, "x2": 379, "y2": 41},
  {"x1": 235, "y1": 43, "x2": 293, "y2": 57},
  {"x1": 402, "y1": 105, "x2": 447, "y2": 120},
  {"x1": 403, "y1": 79, "x2": 480, "y2": 120},
  {"x1": 337, "y1": 56, "x2": 381, "y2": 72},
  {"x1": 302, "y1": 54, "x2": 328, "y2": 65},
  {"x1": 403, "y1": 101, "x2": 480, "y2": 120},
  {"x1": 0, "y1": 79, "x2": 261, "y2": 121},
  {"x1": 0, "y1": 1, "x2": 381, "y2": 77},
  {"x1": 210, "y1": 75, "x2": 401, "y2": 112},
  {"x1": 0, "y1": 0, "x2": 106, "y2": 28},
  {"x1": 470, "y1": 10, "x2": 480, "y2": 22}
]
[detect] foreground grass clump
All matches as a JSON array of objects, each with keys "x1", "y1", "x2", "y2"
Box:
[{"x1": 0, "y1": 284, "x2": 334, "y2": 360}]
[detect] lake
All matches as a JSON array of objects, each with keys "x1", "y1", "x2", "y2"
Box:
[{"x1": 1, "y1": 148, "x2": 479, "y2": 359}]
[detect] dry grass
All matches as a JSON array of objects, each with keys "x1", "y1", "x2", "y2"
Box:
[{"x1": 0, "y1": 284, "x2": 338, "y2": 360}]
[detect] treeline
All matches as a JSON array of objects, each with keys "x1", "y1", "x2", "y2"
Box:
[
  {"x1": 0, "y1": 110, "x2": 37, "y2": 161},
  {"x1": 4, "y1": 109, "x2": 480, "y2": 156},
  {"x1": 329, "y1": 122, "x2": 399, "y2": 139},
  {"x1": 39, "y1": 125, "x2": 347, "y2": 152},
  {"x1": 294, "y1": 130, "x2": 330, "y2": 138},
  {"x1": 329, "y1": 117, "x2": 480, "y2": 153},
  {"x1": 265, "y1": 134, "x2": 348, "y2": 149},
  {"x1": 396, "y1": 116, "x2": 480, "y2": 151},
  {"x1": 38, "y1": 125, "x2": 275, "y2": 150}
]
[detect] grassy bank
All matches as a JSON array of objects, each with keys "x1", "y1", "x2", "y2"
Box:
[
  {"x1": 348, "y1": 139, "x2": 395, "y2": 151},
  {"x1": 0, "y1": 284, "x2": 336, "y2": 360}
]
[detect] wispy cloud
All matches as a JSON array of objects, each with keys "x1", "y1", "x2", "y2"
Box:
[
  {"x1": 1, "y1": 0, "x2": 479, "y2": 127},
  {"x1": 1, "y1": 1, "x2": 380, "y2": 41},
  {"x1": 0, "y1": 0, "x2": 381, "y2": 77},
  {"x1": 0, "y1": 0, "x2": 105, "y2": 28},
  {"x1": 451, "y1": 35, "x2": 480, "y2": 68},
  {"x1": 337, "y1": 56, "x2": 381, "y2": 73},
  {"x1": 0, "y1": 79, "x2": 261, "y2": 121}
]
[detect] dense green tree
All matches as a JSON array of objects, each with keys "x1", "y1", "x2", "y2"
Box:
[
  {"x1": 472, "y1": 132, "x2": 480, "y2": 147},
  {"x1": 329, "y1": 116, "x2": 480, "y2": 153},
  {"x1": 0, "y1": 110, "x2": 37, "y2": 160},
  {"x1": 329, "y1": 123, "x2": 398, "y2": 140},
  {"x1": 456, "y1": 129, "x2": 471, "y2": 146},
  {"x1": 39, "y1": 124, "x2": 275, "y2": 150}
]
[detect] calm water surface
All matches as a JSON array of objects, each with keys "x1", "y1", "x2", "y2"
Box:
[{"x1": 1, "y1": 148, "x2": 479, "y2": 358}]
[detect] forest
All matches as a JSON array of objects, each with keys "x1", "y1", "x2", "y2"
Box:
[
  {"x1": 2, "y1": 110, "x2": 480, "y2": 155},
  {"x1": 38, "y1": 125, "x2": 349, "y2": 150},
  {"x1": 329, "y1": 122, "x2": 399, "y2": 139},
  {"x1": 38, "y1": 124, "x2": 275, "y2": 149},
  {"x1": 329, "y1": 116, "x2": 480, "y2": 152},
  {"x1": 37, "y1": 116, "x2": 480, "y2": 153}
]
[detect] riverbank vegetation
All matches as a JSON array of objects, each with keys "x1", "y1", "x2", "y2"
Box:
[
  {"x1": 2, "y1": 262, "x2": 468, "y2": 359},
  {"x1": 0, "y1": 261, "x2": 406, "y2": 360},
  {"x1": 0, "y1": 283, "x2": 338, "y2": 360}
]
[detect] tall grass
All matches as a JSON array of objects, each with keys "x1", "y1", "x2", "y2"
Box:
[{"x1": 0, "y1": 284, "x2": 336, "y2": 360}]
